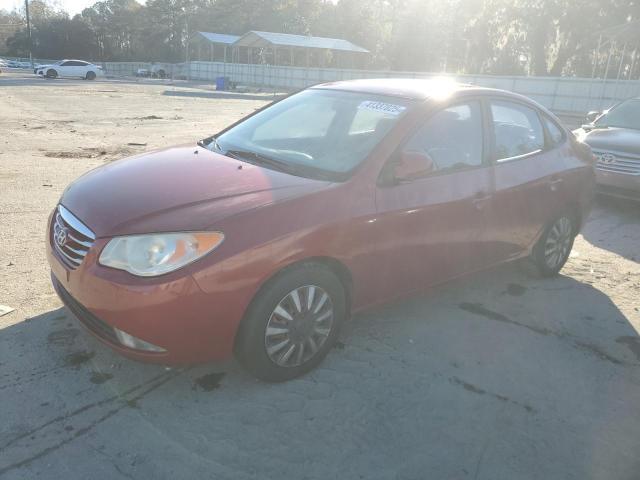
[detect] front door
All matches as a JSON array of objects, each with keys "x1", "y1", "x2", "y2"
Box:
[
  {"x1": 374, "y1": 100, "x2": 493, "y2": 301},
  {"x1": 59, "y1": 61, "x2": 77, "y2": 77}
]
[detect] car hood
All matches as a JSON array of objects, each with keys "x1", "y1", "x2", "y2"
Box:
[
  {"x1": 578, "y1": 127, "x2": 640, "y2": 156},
  {"x1": 60, "y1": 145, "x2": 332, "y2": 238}
]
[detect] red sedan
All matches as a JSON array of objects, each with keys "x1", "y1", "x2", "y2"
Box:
[{"x1": 47, "y1": 79, "x2": 595, "y2": 381}]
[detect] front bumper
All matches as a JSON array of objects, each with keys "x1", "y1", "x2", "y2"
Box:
[
  {"x1": 47, "y1": 224, "x2": 246, "y2": 365},
  {"x1": 52, "y1": 276, "x2": 167, "y2": 353},
  {"x1": 596, "y1": 169, "x2": 640, "y2": 201}
]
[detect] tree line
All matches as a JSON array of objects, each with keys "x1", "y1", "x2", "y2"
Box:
[{"x1": 1, "y1": 0, "x2": 639, "y2": 77}]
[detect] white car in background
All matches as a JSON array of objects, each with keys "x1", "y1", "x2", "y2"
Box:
[{"x1": 35, "y1": 60, "x2": 103, "y2": 80}]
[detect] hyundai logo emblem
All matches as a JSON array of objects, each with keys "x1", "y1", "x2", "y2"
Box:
[
  {"x1": 54, "y1": 226, "x2": 69, "y2": 248},
  {"x1": 599, "y1": 153, "x2": 617, "y2": 165}
]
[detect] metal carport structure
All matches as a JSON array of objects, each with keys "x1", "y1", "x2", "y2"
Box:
[
  {"x1": 230, "y1": 31, "x2": 369, "y2": 68},
  {"x1": 195, "y1": 32, "x2": 240, "y2": 62}
]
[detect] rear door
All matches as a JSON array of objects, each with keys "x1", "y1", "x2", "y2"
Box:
[
  {"x1": 483, "y1": 98, "x2": 569, "y2": 263},
  {"x1": 75, "y1": 61, "x2": 90, "y2": 77},
  {"x1": 373, "y1": 100, "x2": 494, "y2": 300}
]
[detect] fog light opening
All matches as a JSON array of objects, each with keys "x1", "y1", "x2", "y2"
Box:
[{"x1": 114, "y1": 327, "x2": 166, "y2": 353}]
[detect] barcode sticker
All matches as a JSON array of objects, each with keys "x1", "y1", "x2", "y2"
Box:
[{"x1": 358, "y1": 101, "x2": 406, "y2": 116}]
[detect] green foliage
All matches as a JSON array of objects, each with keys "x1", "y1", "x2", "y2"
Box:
[{"x1": 1, "y1": 0, "x2": 638, "y2": 76}]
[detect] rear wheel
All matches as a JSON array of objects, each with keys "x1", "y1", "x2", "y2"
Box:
[
  {"x1": 86, "y1": 71, "x2": 96, "y2": 80},
  {"x1": 531, "y1": 214, "x2": 575, "y2": 277},
  {"x1": 235, "y1": 264, "x2": 346, "y2": 382},
  {"x1": 46, "y1": 69, "x2": 58, "y2": 79}
]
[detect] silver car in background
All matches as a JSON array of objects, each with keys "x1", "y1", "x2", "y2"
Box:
[{"x1": 574, "y1": 98, "x2": 640, "y2": 201}]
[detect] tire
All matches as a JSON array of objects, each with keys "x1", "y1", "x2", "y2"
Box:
[
  {"x1": 157, "y1": 69, "x2": 166, "y2": 79},
  {"x1": 235, "y1": 264, "x2": 346, "y2": 382},
  {"x1": 531, "y1": 213, "x2": 576, "y2": 277},
  {"x1": 46, "y1": 69, "x2": 58, "y2": 79},
  {"x1": 86, "y1": 71, "x2": 96, "y2": 80}
]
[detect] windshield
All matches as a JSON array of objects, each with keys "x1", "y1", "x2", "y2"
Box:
[
  {"x1": 209, "y1": 89, "x2": 412, "y2": 180},
  {"x1": 595, "y1": 99, "x2": 640, "y2": 130}
]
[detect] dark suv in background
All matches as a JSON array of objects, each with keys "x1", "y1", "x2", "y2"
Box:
[{"x1": 574, "y1": 97, "x2": 640, "y2": 201}]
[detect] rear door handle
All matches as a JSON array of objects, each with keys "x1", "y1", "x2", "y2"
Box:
[
  {"x1": 548, "y1": 177, "x2": 564, "y2": 191},
  {"x1": 472, "y1": 193, "x2": 492, "y2": 210}
]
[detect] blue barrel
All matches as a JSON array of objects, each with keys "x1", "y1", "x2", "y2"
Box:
[{"x1": 216, "y1": 76, "x2": 229, "y2": 90}]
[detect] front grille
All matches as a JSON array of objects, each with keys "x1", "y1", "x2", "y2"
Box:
[
  {"x1": 594, "y1": 150, "x2": 640, "y2": 176},
  {"x1": 53, "y1": 277, "x2": 119, "y2": 344},
  {"x1": 52, "y1": 205, "x2": 95, "y2": 269}
]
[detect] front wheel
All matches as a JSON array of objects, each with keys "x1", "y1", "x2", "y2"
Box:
[
  {"x1": 46, "y1": 69, "x2": 58, "y2": 79},
  {"x1": 531, "y1": 214, "x2": 576, "y2": 277},
  {"x1": 235, "y1": 264, "x2": 346, "y2": 382},
  {"x1": 86, "y1": 71, "x2": 96, "y2": 80}
]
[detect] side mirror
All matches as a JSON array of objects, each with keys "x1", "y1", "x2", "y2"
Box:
[
  {"x1": 394, "y1": 151, "x2": 434, "y2": 182},
  {"x1": 585, "y1": 111, "x2": 600, "y2": 123}
]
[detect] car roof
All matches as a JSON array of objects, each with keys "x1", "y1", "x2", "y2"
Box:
[{"x1": 310, "y1": 78, "x2": 524, "y2": 102}]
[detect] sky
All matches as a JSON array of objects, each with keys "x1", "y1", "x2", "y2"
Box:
[{"x1": 0, "y1": 0, "x2": 144, "y2": 16}]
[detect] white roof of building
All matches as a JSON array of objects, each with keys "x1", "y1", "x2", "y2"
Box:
[
  {"x1": 233, "y1": 31, "x2": 369, "y2": 53},
  {"x1": 198, "y1": 32, "x2": 241, "y2": 45}
]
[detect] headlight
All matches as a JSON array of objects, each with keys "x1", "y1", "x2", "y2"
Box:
[{"x1": 99, "y1": 232, "x2": 224, "y2": 277}]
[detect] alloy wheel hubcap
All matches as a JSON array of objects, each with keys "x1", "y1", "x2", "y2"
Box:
[
  {"x1": 544, "y1": 217, "x2": 572, "y2": 269},
  {"x1": 264, "y1": 285, "x2": 334, "y2": 367}
]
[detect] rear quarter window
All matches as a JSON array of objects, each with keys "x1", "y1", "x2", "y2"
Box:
[{"x1": 542, "y1": 115, "x2": 566, "y2": 146}]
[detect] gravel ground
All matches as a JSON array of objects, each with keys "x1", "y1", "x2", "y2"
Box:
[{"x1": 1, "y1": 71, "x2": 639, "y2": 480}]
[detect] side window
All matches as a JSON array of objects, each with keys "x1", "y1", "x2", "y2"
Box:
[
  {"x1": 403, "y1": 102, "x2": 484, "y2": 173},
  {"x1": 61, "y1": 61, "x2": 72, "y2": 66},
  {"x1": 491, "y1": 100, "x2": 544, "y2": 161},
  {"x1": 542, "y1": 115, "x2": 565, "y2": 146}
]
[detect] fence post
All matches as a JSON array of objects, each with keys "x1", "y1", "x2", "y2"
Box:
[{"x1": 550, "y1": 78, "x2": 560, "y2": 111}]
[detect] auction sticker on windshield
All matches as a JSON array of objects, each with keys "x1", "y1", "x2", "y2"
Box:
[{"x1": 358, "y1": 100, "x2": 407, "y2": 116}]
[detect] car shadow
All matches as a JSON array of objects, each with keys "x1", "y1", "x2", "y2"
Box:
[
  {"x1": 0, "y1": 74, "x2": 93, "y2": 88},
  {"x1": 162, "y1": 90, "x2": 284, "y2": 101},
  {"x1": 581, "y1": 196, "x2": 640, "y2": 263},
  {"x1": 2, "y1": 262, "x2": 639, "y2": 478}
]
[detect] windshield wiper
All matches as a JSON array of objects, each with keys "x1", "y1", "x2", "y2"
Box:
[
  {"x1": 225, "y1": 149, "x2": 292, "y2": 173},
  {"x1": 583, "y1": 123, "x2": 609, "y2": 131}
]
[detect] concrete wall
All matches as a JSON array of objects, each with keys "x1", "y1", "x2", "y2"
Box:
[{"x1": 99, "y1": 60, "x2": 640, "y2": 114}]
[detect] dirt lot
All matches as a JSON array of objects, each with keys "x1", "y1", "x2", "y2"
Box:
[{"x1": 1, "y1": 70, "x2": 640, "y2": 479}]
